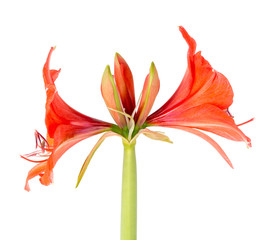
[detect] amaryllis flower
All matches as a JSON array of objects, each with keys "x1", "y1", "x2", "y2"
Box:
[
  {"x1": 22, "y1": 27, "x2": 252, "y2": 192},
  {"x1": 22, "y1": 26, "x2": 252, "y2": 240},
  {"x1": 22, "y1": 24, "x2": 251, "y2": 240}
]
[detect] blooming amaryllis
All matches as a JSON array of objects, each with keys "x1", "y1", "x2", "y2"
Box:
[{"x1": 22, "y1": 26, "x2": 252, "y2": 240}]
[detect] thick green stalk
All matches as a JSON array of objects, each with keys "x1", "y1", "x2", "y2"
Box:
[{"x1": 121, "y1": 139, "x2": 137, "y2": 240}]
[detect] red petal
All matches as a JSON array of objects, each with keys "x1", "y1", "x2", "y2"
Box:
[
  {"x1": 46, "y1": 93, "x2": 111, "y2": 138},
  {"x1": 41, "y1": 125, "x2": 109, "y2": 185},
  {"x1": 184, "y1": 53, "x2": 233, "y2": 110},
  {"x1": 148, "y1": 27, "x2": 233, "y2": 123},
  {"x1": 153, "y1": 104, "x2": 251, "y2": 146},
  {"x1": 43, "y1": 47, "x2": 57, "y2": 87},
  {"x1": 179, "y1": 26, "x2": 196, "y2": 59},
  {"x1": 50, "y1": 69, "x2": 61, "y2": 82},
  {"x1": 148, "y1": 26, "x2": 196, "y2": 120},
  {"x1": 24, "y1": 162, "x2": 48, "y2": 191},
  {"x1": 148, "y1": 67, "x2": 192, "y2": 121},
  {"x1": 25, "y1": 125, "x2": 110, "y2": 191},
  {"x1": 163, "y1": 125, "x2": 233, "y2": 168},
  {"x1": 114, "y1": 53, "x2": 136, "y2": 115},
  {"x1": 135, "y1": 62, "x2": 160, "y2": 126},
  {"x1": 50, "y1": 125, "x2": 109, "y2": 169}
]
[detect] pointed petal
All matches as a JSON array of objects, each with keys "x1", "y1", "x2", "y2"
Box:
[
  {"x1": 152, "y1": 104, "x2": 251, "y2": 147},
  {"x1": 114, "y1": 53, "x2": 136, "y2": 115},
  {"x1": 101, "y1": 65, "x2": 127, "y2": 128},
  {"x1": 141, "y1": 128, "x2": 173, "y2": 143},
  {"x1": 76, "y1": 131, "x2": 120, "y2": 188},
  {"x1": 163, "y1": 125, "x2": 233, "y2": 168},
  {"x1": 147, "y1": 26, "x2": 196, "y2": 120},
  {"x1": 135, "y1": 62, "x2": 160, "y2": 126},
  {"x1": 178, "y1": 26, "x2": 197, "y2": 87},
  {"x1": 178, "y1": 26, "x2": 196, "y2": 60},
  {"x1": 43, "y1": 47, "x2": 56, "y2": 86}
]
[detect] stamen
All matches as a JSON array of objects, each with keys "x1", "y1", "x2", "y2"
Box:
[
  {"x1": 20, "y1": 155, "x2": 48, "y2": 163},
  {"x1": 35, "y1": 130, "x2": 50, "y2": 151},
  {"x1": 21, "y1": 130, "x2": 53, "y2": 163},
  {"x1": 225, "y1": 108, "x2": 234, "y2": 118},
  {"x1": 108, "y1": 107, "x2": 135, "y2": 141},
  {"x1": 131, "y1": 92, "x2": 142, "y2": 119},
  {"x1": 237, "y1": 118, "x2": 254, "y2": 127}
]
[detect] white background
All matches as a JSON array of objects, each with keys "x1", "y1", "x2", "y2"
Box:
[{"x1": 0, "y1": 0, "x2": 274, "y2": 239}]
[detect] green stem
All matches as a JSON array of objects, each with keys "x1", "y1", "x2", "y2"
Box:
[{"x1": 121, "y1": 139, "x2": 137, "y2": 240}]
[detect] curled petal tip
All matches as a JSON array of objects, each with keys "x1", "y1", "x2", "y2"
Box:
[
  {"x1": 178, "y1": 26, "x2": 196, "y2": 55},
  {"x1": 24, "y1": 183, "x2": 30, "y2": 192}
]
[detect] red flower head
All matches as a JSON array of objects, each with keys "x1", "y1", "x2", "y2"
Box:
[
  {"x1": 22, "y1": 27, "x2": 252, "y2": 191},
  {"x1": 22, "y1": 47, "x2": 112, "y2": 191},
  {"x1": 146, "y1": 27, "x2": 252, "y2": 167}
]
